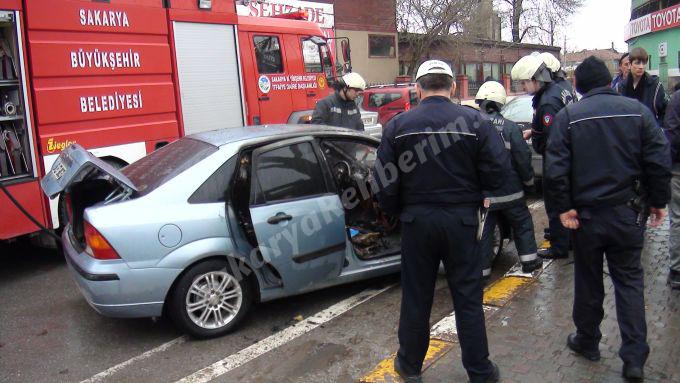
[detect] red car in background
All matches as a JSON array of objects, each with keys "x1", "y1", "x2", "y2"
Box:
[{"x1": 360, "y1": 84, "x2": 420, "y2": 127}]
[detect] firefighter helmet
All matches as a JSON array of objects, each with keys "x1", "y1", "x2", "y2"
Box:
[
  {"x1": 538, "y1": 52, "x2": 562, "y2": 73},
  {"x1": 475, "y1": 81, "x2": 507, "y2": 106},
  {"x1": 341, "y1": 72, "x2": 366, "y2": 90},
  {"x1": 511, "y1": 55, "x2": 552, "y2": 83}
]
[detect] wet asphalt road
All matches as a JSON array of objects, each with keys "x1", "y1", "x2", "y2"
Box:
[{"x1": 0, "y1": 198, "x2": 543, "y2": 383}]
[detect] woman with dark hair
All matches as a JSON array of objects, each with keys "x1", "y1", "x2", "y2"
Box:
[
  {"x1": 618, "y1": 47, "x2": 669, "y2": 126},
  {"x1": 611, "y1": 52, "x2": 629, "y2": 90}
]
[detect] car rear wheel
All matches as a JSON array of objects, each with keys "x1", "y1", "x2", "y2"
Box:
[{"x1": 168, "y1": 259, "x2": 253, "y2": 339}]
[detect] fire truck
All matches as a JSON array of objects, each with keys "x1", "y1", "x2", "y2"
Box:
[{"x1": 0, "y1": 0, "x2": 351, "y2": 244}]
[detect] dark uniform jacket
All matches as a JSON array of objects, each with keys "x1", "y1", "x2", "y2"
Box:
[
  {"x1": 531, "y1": 78, "x2": 577, "y2": 155},
  {"x1": 481, "y1": 110, "x2": 534, "y2": 210},
  {"x1": 545, "y1": 87, "x2": 671, "y2": 214},
  {"x1": 374, "y1": 96, "x2": 507, "y2": 216},
  {"x1": 311, "y1": 92, "x2": 364, "y2": 131},
  {"x1": 617, "y1": 72, "x2": 669, "y2": 127},
  {"x1": 664, "y1": 90, "x2": 680, "y2": 162}
]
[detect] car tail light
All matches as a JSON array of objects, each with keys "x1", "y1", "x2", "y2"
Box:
[
  {"x1": 84, "y1": 221, "x2": 120, "y2": 260},
  {"x1": 404, "y1": 102, "x2": 411, "y2": 111}
]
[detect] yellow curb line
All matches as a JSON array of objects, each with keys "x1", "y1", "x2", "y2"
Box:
[{"x1": 358, "y1": 266, "x2": 546, "y2": 382}]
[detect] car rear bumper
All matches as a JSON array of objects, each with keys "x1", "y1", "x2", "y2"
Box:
[{"x1": 61, "y1": 229, "x2": 181, "y2": 318}]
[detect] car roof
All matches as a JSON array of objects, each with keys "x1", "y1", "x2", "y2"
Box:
[
  {"x1": 190, "y1": 124, "x2": 372, "y2": 147},
  {"x1": 365, "y1": 84, "x2": 415, "y2": 92}
]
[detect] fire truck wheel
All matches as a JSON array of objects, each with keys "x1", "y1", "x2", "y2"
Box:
[{"x1": 168, "y1": 259, "x2": 254, "y2": 339}]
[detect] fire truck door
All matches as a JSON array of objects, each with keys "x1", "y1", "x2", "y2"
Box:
[
  {"x1": 173, "y1": 22, "x2": 244, "y2": 134},
  {"x1": 249, "y1": 33, "x2": 293, "y2": 124}
]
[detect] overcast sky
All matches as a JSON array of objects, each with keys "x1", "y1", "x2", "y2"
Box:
[{"x1": 565, "y1": 0, "x2": 631, "y2": 52}]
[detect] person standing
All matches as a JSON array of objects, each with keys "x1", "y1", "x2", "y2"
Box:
[
  {"x1": 311, "y1": 72, "x2": 366, "y2": 131},
  {"x1": 611, "y1": 53, "x2": 630, "y2": 91},
  {"x1": 375, "y1": 60, "x2": 506, "y2": 383},
  {"x1": 475, "y1": 81, "x2": 543, "y2": 277},
  {"x1": 618, "y1": 47, "x2": 669, "y2": 127},
  {"x1": 512, "y1": 54, "x2": 576, "y2": 260},
  {"x1": 665, "y1": 83, "x2": 680, "y2": 289},
  {"x1": 545, "y1": 56, "x2": 671, "y2": 381}
]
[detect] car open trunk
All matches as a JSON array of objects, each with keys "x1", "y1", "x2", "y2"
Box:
[{"x1": 41, "y1": 144, "x2": 138, "y2": 249}]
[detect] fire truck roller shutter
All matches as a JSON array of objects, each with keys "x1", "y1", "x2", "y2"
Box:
[{"x1": 173, "y1": 22, "x2": 245, "y2": 134}]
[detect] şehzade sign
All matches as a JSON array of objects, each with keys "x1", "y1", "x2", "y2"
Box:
[
  {"x1": 236, "y1": 0, "x2": 335, "y2": 40},
  {"x1": 625, "y1": 4, "x2": 680, "y2": 41}
]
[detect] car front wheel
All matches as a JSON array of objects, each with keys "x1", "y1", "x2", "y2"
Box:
[{"x1": 168, "y1": 259, "x2": 253, "y2": 339}]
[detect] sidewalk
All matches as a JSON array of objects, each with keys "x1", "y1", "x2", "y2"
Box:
[{"x1": 421, "y1": 220, "x2": 679, "y2": 383}]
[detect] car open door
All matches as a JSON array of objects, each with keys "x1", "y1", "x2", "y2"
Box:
[{"x1": 248, "y1": 137, "x2": 346, "y2": 293}]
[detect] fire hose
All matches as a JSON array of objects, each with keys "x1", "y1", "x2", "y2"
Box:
[{"x1": 0, "y1": 181, "x2": 61, "y2": 243}]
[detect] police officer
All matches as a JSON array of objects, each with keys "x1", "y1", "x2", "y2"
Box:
[
  {"x1": 475, "y1": 81, "x2": 543, "y2": 277},
  {"x1": 374, "y1": 60, "x2": 506, "y2": 383},
  {"x1": 545, "y1": 56, "x2": 671, "y2": 380},
  {"x1": 512, "y1": 54, "x2": 576, "y2": 259},
  {"x1": 311, "y1": 72, "x2": 366, "y2": 131}
]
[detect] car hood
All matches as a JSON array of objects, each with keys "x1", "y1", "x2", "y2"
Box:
[{"x1": 41, "y1": 144, "x2": 137, "y2": 199}]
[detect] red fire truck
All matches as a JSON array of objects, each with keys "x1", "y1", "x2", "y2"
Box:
[{"x1": 0, "y1": 0, "x2": 346, "y2": 244}]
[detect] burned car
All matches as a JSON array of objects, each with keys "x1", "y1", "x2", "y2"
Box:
[{"x1": 42, "y1": 125, "x2": 508, "y2": 339}]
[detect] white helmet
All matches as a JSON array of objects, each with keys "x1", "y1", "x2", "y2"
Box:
[
  {"x1": 538, "y1": 52, "x2": 562, "y2": 73},
  {"x1": 415, "y1": 60, "x2": 454, "y2": 81},
  {"x1": 342, "y1": 72, "x2": 366, "y2": 90},
  {"x1": 511, "y1": 55, "x2": 552, "y2": 83},
  {"x1": 475, "y1": 81, "x2": 507, "y2": 105}
]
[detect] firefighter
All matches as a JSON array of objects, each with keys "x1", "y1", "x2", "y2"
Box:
[
  {"x1": 311, "y1": 72, "x2": 366, "y2": 131},
  {"x1": 545, "y1": 56, "x2": 671, "y2": 380},
  {"x1": 512, "y1": 54, "x2": 576, "y2": 260},
  {"x1": 475, "y1": 81, "x2": 543, "y2": 277},
  {"x1": 374, "y1": 60, "x2": 505, "y2": 383}
]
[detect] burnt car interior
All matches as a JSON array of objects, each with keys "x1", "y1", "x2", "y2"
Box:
[
  {"x1": 319, "y1": 138, "x2": 400, "y2": 260},
  {"x1": 229, "y1": 137, "x2": 400, "y2": 264}
]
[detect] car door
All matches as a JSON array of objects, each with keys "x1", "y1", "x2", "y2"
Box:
[
  {"x1": 250, "y1": 34, "x2": 294, "y2": 124},
  {"x1": 248, "y1": 137, "x2": 346, "y2": 293}
]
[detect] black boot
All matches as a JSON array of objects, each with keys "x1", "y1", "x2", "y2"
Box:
[
  {"x1": 566, "y1": 333, "x2": 600, "y2": 361},
  {"x1": 521, "y1": 258, "x2": 543, "y2": 273},
  {"x1": 622, "y1": 363, "x2": 644, "y2": 381},
  {"x1": 393, "y1": 357, "x2": 423, "y2": 383},
  {"x1": 538, "y1": 247, "x2": 568, "y2": 259},
  {"x1": 668, "y1": 270, "x2": 680, "y2": 290}
]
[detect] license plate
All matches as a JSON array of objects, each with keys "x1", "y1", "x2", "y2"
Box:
[
  {"x1": 361, "y1": 117, "x2": 372, "y2": 125},
  {"x1": 52, "y1": 160, "x2": 67, "y2": 180}
]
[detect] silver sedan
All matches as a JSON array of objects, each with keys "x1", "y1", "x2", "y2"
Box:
[{"x1": 42, "y1": 125, "x2": 404, "y2": 338}]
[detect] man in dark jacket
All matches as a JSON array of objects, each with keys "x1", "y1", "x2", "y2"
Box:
[
  {"x1": 618, "y1": 47, "x2": 669, "y2": 127},
  {"x1": 475, "y1": 81, "x2": 542, "y2": 277},
  {"x1": 375, "y1": 60, "x2": 506, "y2": 383},
  {"x1": 545, "y1": 56, "x2": 671, "y2": 380},
  {"x1": 311, "y1": 72, "x2": 365, "y2": 131},
  {"x1": 665, "y1": 83, "x2": 680, "y2": 289},
  {"x1": 512, "y1": 54, "x2": 577, "y2": 260}
]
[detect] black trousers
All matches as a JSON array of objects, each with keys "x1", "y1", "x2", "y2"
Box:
[
  {"x1": 543, "y1": 169, "x2": 571, "y2": 255},
  {"x1": 481, "y1": 202, "x2": 538, "y2": 270},
  {"x1": 572, "y1": 204, "x2": 649, "y2": 367},
  {"x1": 397, "y1": 205, "x2": 493, "y2": 382}
]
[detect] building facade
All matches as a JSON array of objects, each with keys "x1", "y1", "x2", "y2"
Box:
[
  {"x1": 625, "y1": 0, "x2": 680, "y2": 90},
  {"x1": 564, "y1": 48, "x2": 623, "y2": 75}
]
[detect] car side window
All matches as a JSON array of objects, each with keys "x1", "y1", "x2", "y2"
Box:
[
  {"x1": 188, "y1": 155, "x2": 237, "y2": 204},
  {"x1": 321, "y1": 139, "x2": 377, "y2": 168},
  {"x1": 368, "y1": 92, "x2": 402, "y2": 108},
  {"x1": 409, "y1": 90, "x2": 419, "y2": 106},
  {"x1": 254, "y1": 142, "x2": 326, "y2": 203},
  {"x1": 254, "y1": 35, "x2": 284, "y2": 74}
]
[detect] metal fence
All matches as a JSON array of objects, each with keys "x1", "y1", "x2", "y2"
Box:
[{"x1": 468, "y1": 80, "x2": 483, "y2": 97}]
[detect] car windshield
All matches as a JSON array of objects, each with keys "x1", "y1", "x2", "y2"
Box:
[
  {"x1": 122, "y1": 138, "x2": 218, "y2": 196},
  {"x1": 501, "y1": 96, "x2": 533, "y2": 123}
]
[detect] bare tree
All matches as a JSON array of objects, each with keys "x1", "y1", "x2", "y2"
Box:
[
  {"x1": 397, "y1": 0, "x2": 481, "y2": 77},
  {"x1": 494, "y1": 0, "x2": 583, "y2": 44}
]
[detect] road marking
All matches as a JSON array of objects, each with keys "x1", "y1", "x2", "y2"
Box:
[
  {"x1": 358, "y1": 339, "x2": 450, "y2": 383},
  {"x1": 177, "y1": 284, "x2": 395, "y2": 383},
  {"x1": 81, "y1": 336, "x2": 188, "y2": 383},
  {"x1": 483, "y1": 276, "x2": 533, "y2": 306}
]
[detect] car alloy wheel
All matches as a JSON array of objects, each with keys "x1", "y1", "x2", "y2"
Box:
[{"x1": 185, "y1": 271, "x2": 243, "y2": 330}]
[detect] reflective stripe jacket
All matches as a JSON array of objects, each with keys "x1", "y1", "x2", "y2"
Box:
[
  {"x1": 311, "y1": 91, "x2": 364, "y2": 131},
  {"x1": 545, "y1": 87, "x2": 671, "y2": 213},
  {"x1": 481, "y1": 110, "x2": 534, "y2": 210},
  {"x1": 373, "y1": 96, "x2": 507, "y2": 216}
]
